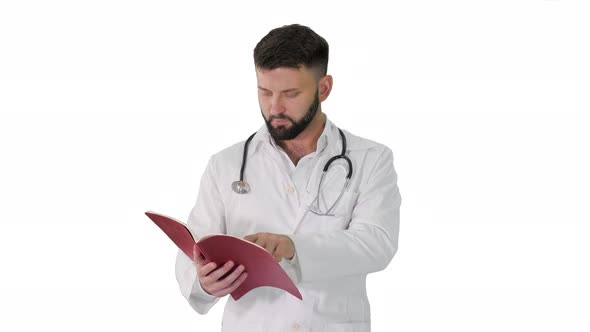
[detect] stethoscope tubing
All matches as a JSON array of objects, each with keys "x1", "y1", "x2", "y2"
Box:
[{"x1": 233, "y1": 127, "x2": 352, "y2": 198}]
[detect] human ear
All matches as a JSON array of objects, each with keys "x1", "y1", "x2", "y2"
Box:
[{"x1": 318, "y1": 75, "x2": 333, "y2": 102}]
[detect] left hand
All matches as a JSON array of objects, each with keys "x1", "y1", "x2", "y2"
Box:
[{"x1": 244, "y1": 232, "x2": 295, "y2": 263}]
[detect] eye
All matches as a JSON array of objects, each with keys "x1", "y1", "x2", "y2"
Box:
[
  {"x1": 285, "y1": 91, "x2": 300, "y2": 98},
  {"x1": 259, "y1": 90, "x2": 272, "y2": 97}
]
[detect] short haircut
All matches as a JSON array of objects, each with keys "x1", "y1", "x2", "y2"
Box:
[{"x1": 253, "y1": 24, "x2": 329, "y2": 78}]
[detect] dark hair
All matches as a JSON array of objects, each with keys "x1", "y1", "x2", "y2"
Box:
[{"x1": 253, "y1": 24, "x2": 329, "y2": 78}]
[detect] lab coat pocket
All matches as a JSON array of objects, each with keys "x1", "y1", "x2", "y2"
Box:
[{"x1": 304, "y1": 190, "x2": 359, "y2": 231}]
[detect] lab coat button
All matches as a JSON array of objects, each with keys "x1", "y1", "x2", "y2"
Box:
[
  {"x1": 287, "y1": 186, "x2": 295, "y2": 194},
  {"x1": 291, "y1": 322, "x2": 300, "y2": 330}
]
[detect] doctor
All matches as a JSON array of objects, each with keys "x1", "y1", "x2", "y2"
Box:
[{"x1": 175, "y1": 24, "x2": 401, "y2": 332}]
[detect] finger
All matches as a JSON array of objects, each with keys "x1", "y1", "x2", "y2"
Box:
[
  {"x1": 254, "y1": 236, "x2": 267, "y2": 248},
  {"x1": 197, "y1": 262, "x2": 218, "y2": 278},
  {"x1": 212, "y1": 272, "x2": 249, "y2": 297},
  {"x1": 253, "y1": 240, "x2": 268, "y2": 254},
  {"x1": 276, "y1": 236, "x2": 295, "y2": 260},
  {"x1": 193, "y1": 244, "x2": 208, "y2": 265},
  {"x1": 195, "y1": 252, "x2": 208, "y2": 266},
  {"x1": 206, "y1": 261, "x2": 236, "y2": 284},
  {"x1": 209, "y1": 264, "x2": 246, "y2": 293},
  {"x1": 265, "y1": 240, "x2": 278, "y2": 257},
  {"x1": 244, "y1": 234, "x2": 258, "y2": 242},
  {"x1": 275, "y1": 242, "x2": 289, "y2": 260}
]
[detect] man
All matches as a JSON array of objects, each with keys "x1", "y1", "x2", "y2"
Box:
[{"x1": 175, "y1": 24, "x2": 401, "y2": 331}]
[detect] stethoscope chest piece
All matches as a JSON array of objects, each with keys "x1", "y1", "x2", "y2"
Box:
[{"x1": 231, "y1": 180, "x2": 251, "y2": 194}]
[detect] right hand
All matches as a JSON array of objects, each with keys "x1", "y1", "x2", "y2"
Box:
[{"x1": 193, "y1": 245, "x2": 248, "y2": 297}]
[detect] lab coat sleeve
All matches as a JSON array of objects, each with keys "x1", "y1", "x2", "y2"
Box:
[
  {"x1": 289, "y1": 147, "x2": 401, "y2": 282},
  {"x1": 174, "y1": 155, "x2": 225, "y2": 314}
]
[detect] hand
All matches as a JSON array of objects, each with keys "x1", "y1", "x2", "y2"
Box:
[
  {"x1": 193, "y1": 245, "x2": 248, "y2": 297},
  {"x1": 244, "y1": 232, "x2": 295, "y2": 263}
]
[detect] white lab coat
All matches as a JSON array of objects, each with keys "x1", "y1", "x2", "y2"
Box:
[{"x1": 175, "y1": 117, "x2": 401, "y2": 332}]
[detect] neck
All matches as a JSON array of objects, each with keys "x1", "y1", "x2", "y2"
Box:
[{"x1": 277, "y1": 112, "x2": 326, "y2": 165}]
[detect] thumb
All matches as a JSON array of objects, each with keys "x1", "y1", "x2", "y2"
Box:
[
  {"x1": 193, "y1": 245, "x2": 198, "y2": 264},
  {"x1": 193, "y1": 244, "x2": 207, "y2": 266}
]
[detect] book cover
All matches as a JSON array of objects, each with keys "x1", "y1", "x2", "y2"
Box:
[{"x1": 145, "y1": 211, "x2": 302, "y2": 301}]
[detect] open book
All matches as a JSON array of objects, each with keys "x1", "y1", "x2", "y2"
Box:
[{"x1": 145, "y1": 211, "x2": 302, "y2": 301}]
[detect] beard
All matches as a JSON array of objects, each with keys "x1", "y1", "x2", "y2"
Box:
[{"x1": 262, "y1": 90, "x2": 320, "y2": 141}]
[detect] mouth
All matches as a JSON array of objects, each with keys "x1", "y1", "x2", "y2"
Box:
[{"x1": 271, "y1": 119, "x2": 291, "y2": 126}]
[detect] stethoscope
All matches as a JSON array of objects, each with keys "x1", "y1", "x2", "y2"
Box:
[{"x1": 231, "y1": 128, "x2": 353, "y2": 216}]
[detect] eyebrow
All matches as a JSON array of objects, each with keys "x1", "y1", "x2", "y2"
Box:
[{"x1": 258, "y1": 86, "x2": 300, "y2": 93}]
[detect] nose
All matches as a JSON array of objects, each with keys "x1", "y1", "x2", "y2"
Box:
[{"x1": 269, "y1": 96, "x2": 286, "y2": 115}]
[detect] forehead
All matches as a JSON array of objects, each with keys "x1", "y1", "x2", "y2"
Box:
[{"x1": 255, "y1": 66, "x2": 316, "y2": 90}]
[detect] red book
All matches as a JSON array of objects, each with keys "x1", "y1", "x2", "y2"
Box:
[{"x1": 145, "y1": 211, "x2": 302, "y2": 301}]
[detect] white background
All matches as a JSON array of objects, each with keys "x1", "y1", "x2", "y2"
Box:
[{"x1": 1, "y1": 1, "x2": 589, "y2": 331}]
